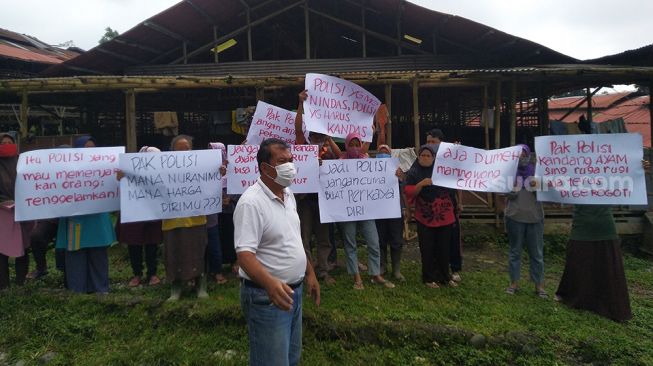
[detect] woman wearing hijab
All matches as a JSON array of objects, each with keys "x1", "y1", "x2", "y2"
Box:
[
  {"x1": 374, "y1": 144, "x2": 405, "y2": 281},
  {"x1": 163, "y1": 135, "x2": 208, "y2": 300},
  {"x1": 206, "y1": 142, "x2": 226, "y2": 284},
  {"x1": 56, "y1": 135, "x2": 116, "y2": 294},
  {"x1": 504, "y1": 144, "x2": 546, "y2": 298},
  {"x1": 555, "y1": 123, "x2": 637, "y2": 322},
  {"x1": 115, "y1": 146, "x2": 163, "y2": 287},
  {"x1": 0, "y1": 133, "x2": 31, "y2": 289},
  {"x1": 404, "y1": 145, "x2": 457, "y2": 289},
  {"x1": 338, "y1": 133, "x2": 394, "y2": 290}
]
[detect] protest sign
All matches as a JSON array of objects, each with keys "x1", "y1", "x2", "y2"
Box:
[
  {"x1": 431, "y1": 142, "x2": 521, "y2": 193},
  {"x1": 303, "y1": 73, "x2": 380, "y2": 142},
  {"x1": 318, "y1": 158, "x2": 401, "y2": 223},
  {"x1": 535, "y1": 133, "x2": 646, "y2": 205},
  {"x1": 119, "y1": 150, "x2": 223, "y2": 223},
  {"x1": 245, "y1": 101, "x2": 308, "y2": 146},
  {"x1": 226, "y1": 144, "x2": 320, "y2": 194},
  {"x1": 15, "y1": 146, "x2": 124, "y2": 221}
]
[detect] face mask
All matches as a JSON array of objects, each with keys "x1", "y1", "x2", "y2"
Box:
[
  {"x1": 376, "y1": 153, "x2": 391, "y2": 159},
  {"x1": 0, "y1": 143, "x2": 18, "y2": 157},
  {"x1": 427, "y1": 143, "x2": 440, "y2": 156},
  {"x1": 348, "y1": 147, "x2": 362, "y2": 156},
  {"x1": 519, "y1": 157, "x2": 530, "y2": 166},
  {"x1": 265, "y1": 162, "x2": 297, "y2": 187}
]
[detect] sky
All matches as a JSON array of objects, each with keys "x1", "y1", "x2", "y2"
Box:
[{"x1": 1, "y1": 0, "x2": 651, "y2": 61}]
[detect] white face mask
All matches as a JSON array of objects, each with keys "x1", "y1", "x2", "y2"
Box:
[{"x1": 265, "y1": 162, "x2": 297, "y2": 187}]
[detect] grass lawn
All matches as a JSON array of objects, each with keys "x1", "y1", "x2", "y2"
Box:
[{"x1": 1, "y1": 226, "x2": 652, "y2": 365}]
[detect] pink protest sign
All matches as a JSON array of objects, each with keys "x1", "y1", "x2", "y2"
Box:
[
  {"x1": 15, "y1": 146, "x2": 124, "y2": 221},
  {"x1": 535, "y1": 133, "x2": 647, "y2": 205},
  {"x1": 303, "y1": 73, "x2": 380, "y2": 142}
]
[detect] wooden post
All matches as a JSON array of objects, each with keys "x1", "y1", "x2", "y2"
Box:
[
  {"x1": 125, "y1": 90, "x2": 137, "y2": 153},
  {"x1": 19, "y1": 91, "x2": 28, "y2": 138},
  {"x1": 361, "y1": 0, "x2": 367, "y2": 58},
  {"x1": 509, "y1": 80, "x2": 517, "y2": 146},
  {"x1": 494, "y1": 81, "x2": 501, "y2": 149},
  {"x1": 385, "y1": 83, "x2": 392, "y2": 146},
  {"x1": 305, "y1": 0, "x2": 310, "y2": 59},
  {"x1": 246, "y1": 8, "x2": 253, "y2": 61},
  {"x1": 482, "y1": 85, "x2": 489, "y2": 149},
  {"x1": 493, "y1": 81, "x2": 501, "y2": 226},
  {"x1": 182, "y1": 42, "x2": 188, "y2": 64},
  {"x1": 482, "y1": 85, "x2": 493, "y2": 209},
  {"x1": 538, "y1": 83, "x2": 549, "y2": 136},
  {"x1": 412, "y1": 79, "x2": 420, "y2": 148},
  {"x1": 586, "y1": 87, "x2": 593, "y2": 123},
  {"x1": 213, "y1": 26, "x2": 219, "y2": 63}
]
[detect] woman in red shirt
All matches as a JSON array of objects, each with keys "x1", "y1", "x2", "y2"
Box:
[{"x1": 404, "y1": 145, "x2": 457, "y2": 289}]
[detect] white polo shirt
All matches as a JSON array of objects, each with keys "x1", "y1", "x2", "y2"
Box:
[{"x1": 234, "y1": 178, "x2": 307, "y2": 284}]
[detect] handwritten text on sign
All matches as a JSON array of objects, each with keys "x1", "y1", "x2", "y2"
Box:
[
  {"x1": 245, "y1": 101, "x2": 308, "y2": 146},
  {"x1": 303, "y1": 73, "x2": 380, "y2": 142},
  {"x1": 15, "y1": 146, "x2": 124, "y2": 221},
  {"x1": 318, "y1": 158, "x2": 401, "y2": 223},
  {"x1": 226, "y1": 145, "x2": 320, "y2": 194},
  {"x1": 432, "y1": 143, "x2": 521, "y2": 193},
  {"x1": 535, "y1": 133, "x2": 646, "y2": 205},
  {"x1": 119, "y1": 150, "x2": 223, "y2": 223}
]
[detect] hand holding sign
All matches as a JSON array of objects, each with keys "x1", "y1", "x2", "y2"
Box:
[{"x1": 303, "y1": 73, "x2": 380, "y2": 142}]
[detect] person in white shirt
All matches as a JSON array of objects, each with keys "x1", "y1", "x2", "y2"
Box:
[{"x1": 234, "y1": 138, "x2": 320, "y2": 366}]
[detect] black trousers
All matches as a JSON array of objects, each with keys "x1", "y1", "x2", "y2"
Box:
[
  {"x1": 416, "y1": 223, "x2": 452, "y2": 284},
  {"x1": 30, "y1": 219, "x2": 58, "y2": 272},
  {"x1": 0, "y1": 254, "x2": 29, "y2": 289},
  {"x1": 128, "y1": 244, "x2": 158, "y2": 278}
]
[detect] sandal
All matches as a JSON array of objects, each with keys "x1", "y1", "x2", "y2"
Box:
[
  {"x1": 505, "y1": 287, "x2": 517, "y2": 295},
  {"x1": 128, "y1": 277, "x2": 141, "y2": 287},
  {"x1": 215, "y1": 274, "x2": 228, "y2": 285},
  {"x1": 371, "y1": 278, "x2": 395, "y2": 289},
  {"x1": 148, "y1": 275, "x2": 161, "y2": 286},
  {"x1": 425, "y1": 282, "x2": 440, "y2": 289},
  {"x1": 536, "y1": 289, "x2": 549, "y2": 299},
  {"x1": 448, "y1": 280, "x2": 458, "y2": 288},
  {"x1": 353, "y1": 281, "x2": 365, "y2": 290}
]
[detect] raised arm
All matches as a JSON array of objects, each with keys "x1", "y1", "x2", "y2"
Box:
[{"x1": 295, "y1": 90, "x2": 308, "y2": 145}]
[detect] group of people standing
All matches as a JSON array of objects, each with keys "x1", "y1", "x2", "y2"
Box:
[{"x1": 0, "y1": 92, "x2": 640, "y2": 365}]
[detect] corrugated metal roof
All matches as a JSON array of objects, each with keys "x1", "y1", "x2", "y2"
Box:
[
  {"x1": 41, "y1": 0, "x2": 576, "y2": 77},
  {"x1": 0, "y1": 27, "x2": 80, "y2": 65}
]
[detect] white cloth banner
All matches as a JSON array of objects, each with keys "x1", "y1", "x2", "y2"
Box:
[
  {"x1": 303, "y1": 73, "x2": 380, "y2": 142},
  {"x1": 318, "y1": 158, "x2": 401, "y2": 223},
  {"x1": 535, "y1": 133, "x2": 647, "y2": 205},
  {"x1": 432, "y1": 142, "x2": 521, "y2": 193},
  {"x1": 119, "y1": 150, "x2": 223, "y2": 223},
  {"x1": 245, "y1": 101, "x2": 308, "y2": 146},
  {"x1": 15, "y1": 146, "x2": 124, "y2": 221},
  {"x1": 226, "y1": 145, "x2": 320, "y2": 194}
]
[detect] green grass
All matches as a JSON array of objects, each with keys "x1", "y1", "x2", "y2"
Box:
[{"x1": 1, "y1": 229, "x2": 653, "y2": 365}]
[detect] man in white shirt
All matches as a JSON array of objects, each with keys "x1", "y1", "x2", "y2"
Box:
[{"x1": 234, "y1": 138, "x2": 320, "y2": 366}]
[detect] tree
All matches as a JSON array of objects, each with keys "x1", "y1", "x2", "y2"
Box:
[{"x1": 99, "y1": 27, "x2": 119, "y2": 44}]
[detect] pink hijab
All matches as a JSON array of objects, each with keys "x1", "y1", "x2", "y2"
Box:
[{"x1": 342, "y1": 132, "x2": 366, "y2": 159}]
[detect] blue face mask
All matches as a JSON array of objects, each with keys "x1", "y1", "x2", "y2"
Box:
[{"x1": 376, "y1": 153, "x2": 391, "y2": 159}]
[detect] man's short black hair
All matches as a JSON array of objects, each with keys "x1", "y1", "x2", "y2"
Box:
[
  {"x1": 257, "y1": 138, "x2": 290, "y2": 166},
  {"x1": 426, "y1": 129, "x2": 444, "y2": 140}
]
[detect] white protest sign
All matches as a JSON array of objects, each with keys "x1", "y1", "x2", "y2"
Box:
[
  {"x1": 535, "y1": 133, "x2": 646, "y2": 205},
  {"x1": 119, "y1": 150, "x2": 223, "y2": 223},
  {"x1": 318, "y1": 158, "x2": 401, "y2": 223},
  {"x1": 303, "y1": 73, "x2": 380, "y2": 142},
  {"x1": 245, "y1": 101, "x2": 309, "y2": 146},
  {"x1": 226, "y1": 145, "x2": 320, "y2": 194},
  {"x1": 432, "y1": 142, "x2": 521, "y2": 193},
  {"x1": 15, "y1": 146, "x2": 124, "y2": 221}
]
